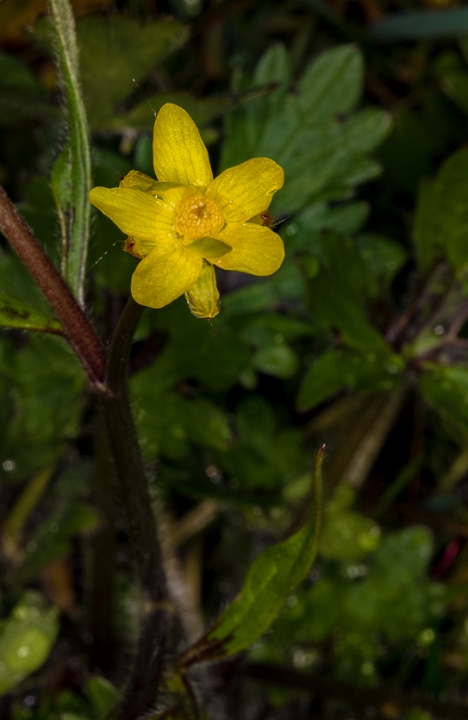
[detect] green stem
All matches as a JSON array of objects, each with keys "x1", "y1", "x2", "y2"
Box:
[
  {"x1": 102, "y1": 296, "x2": 169, "y2": 720},
  {"x1": 0, "y1": 186, "x2": 106, "y2": 386}
]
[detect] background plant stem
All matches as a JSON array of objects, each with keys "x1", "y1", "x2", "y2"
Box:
[
  {"x1": 103, "y1": 296, "x2": 169, "y2": 720},
  {"x1": 90, "y1": 404, "x2": 116, "y2": 675}
]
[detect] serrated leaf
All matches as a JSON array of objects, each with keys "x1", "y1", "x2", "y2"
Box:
[
  {"x1": 271, "y1": 108, "x2": 391, "y2": 213},
  {"x1": 180, "y1": 448, "x2": 323, "y2": 664},
  {"x1": 221, "y1": 45, "x2": 389, "y2": 215},
  {"x1": 297, "y1": 44, "x2": 363, "y2": 122},
  {"x1": 0, "y1": 292, "x2": 62, "y2": 334}
]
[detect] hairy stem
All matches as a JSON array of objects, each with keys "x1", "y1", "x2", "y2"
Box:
[
  {"x1": 0, "y1": 186, "x2": 106, "y2": 386},
  {"x1": 103, "y1": 296, "x2": 169, "y2": 720}
]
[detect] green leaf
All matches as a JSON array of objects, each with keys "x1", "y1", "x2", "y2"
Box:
[
  {"x1": 0, "y1": 334, "x2": 86, "y2": 478},
  {"x1": 415, "y1": 149, "x2": 468, "y2": 272},
  {"x1": 48, "y1": 0, "x2": 92, "y2": 305},
  {"x1": 356, "y1": 233, "x2": 407, "y2": 287},
  {"x1": 284, "y1": 201, "x2": 369, "y2": 253},
  {"x1": 320, "y1": 485, "x2": 380, "y2": 561},
  {"x1": 4, "y1": 466, "x2": 54, "y2": 544},
  {"x1": 132, "y1": 379, "x2": 232, "y2": 460},
  {"x1": 420, "y1": 364, "x2": 468, "y2": 433},
  {"x1": 0, "y1": 592, "x2": 59, "y2": 695},
  {"x1": 180, "y1": 447, "x2": 323, "y2": 664},
  {"x1": 104, "y1": 91, "x2": 230, "y2": 133},
  {"x1": 297, "y1": 348, "x2": 404, "y2": 412},
  {"x1": 253, "y1": 343, "x2": 298, "y2": 379},
  {"x1": 76, "y1": 16, "x2": 188, "y2": 129},
  {"x1": 442, "y1": 70, "x2": 468, "y2": 116},
  {"x1": 221, "y1": 45, "x2": 390, "y2": 214},
  {"x1": 86, "y1": 677, "x2": 119, "y2": 720},
  {"x1": 0, "y1": 292, "x2": 62, "y2": 334},
  {"x1": 304, "y1": 233, "x2": 388, "y2": 351},
  {"x1": 153, "y1": 300, "x2": 251, "y2": 390},
  {"x1": 0, "y1": 52, "x2": 41, "y2": 89},
  {"x1": 296, "y1": 44, "x2": 363, "y2": 122},
  {"x1": 253, "y1": 43, "x2": 291, "y2": 112},
  {"x1": 222, "y1": 260, "x2": 306, "y2": 316},
  {"x1": 271, "y1": 107, "x2": 391, "y2": 214}
]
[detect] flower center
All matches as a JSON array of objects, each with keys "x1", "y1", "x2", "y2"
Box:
[{"x1": 175, "y1": 193, "x2": 224, "y2": 241}]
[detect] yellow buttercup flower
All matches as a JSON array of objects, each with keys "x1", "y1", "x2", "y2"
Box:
[{"x1": 89, "y1": 103, "x2": 285, "y2": 318}]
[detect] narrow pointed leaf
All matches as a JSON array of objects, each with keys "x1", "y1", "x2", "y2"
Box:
[
  {"x1": 180, "y1": 447, "x2": 324, "y2": 665},
  {"x1": 48, "y1": 0, "x2": 92, "y2": 305},
  {"x1": 0, "y1": 292, "x2": 63, "y2": 334}
]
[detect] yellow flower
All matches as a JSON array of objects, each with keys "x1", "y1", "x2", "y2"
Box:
[{"x1": 89, "y1": 103, "x2": 284, "y2": 317}]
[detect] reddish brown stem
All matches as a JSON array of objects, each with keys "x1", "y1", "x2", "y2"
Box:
[{"x1": 0, "y1": 187, "x2": 106, "y2": 386}]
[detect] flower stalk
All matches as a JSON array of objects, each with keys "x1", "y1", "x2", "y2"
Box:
[{"x1": 103, "y1": 296, "x2": 169, "y2": 720}]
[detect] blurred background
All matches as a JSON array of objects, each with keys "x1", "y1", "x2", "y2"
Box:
[{"x1": 4, "y1": 0, "x2": 468, "y2": 719}]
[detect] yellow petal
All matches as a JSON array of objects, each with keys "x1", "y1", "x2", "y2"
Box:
[
  {"x1": 153, "y1": 103, "x2": 213, "y2": 189},
  {"x1": 214, "y1": 223, "x2": 285, "y2": 276},
  {"x1": 206, "y1": 158, "x2": 284, "y2": 223},
  {"x1": 89, "y1": 186, "x2": 177, "y2": 251},
  {"x1": 131, "y1": 243, "x2": 203, "y2": 309}
]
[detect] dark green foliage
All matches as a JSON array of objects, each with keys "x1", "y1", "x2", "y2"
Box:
[{"x1": 4, "y1": 2, "x2": 468, "y2": 719}]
